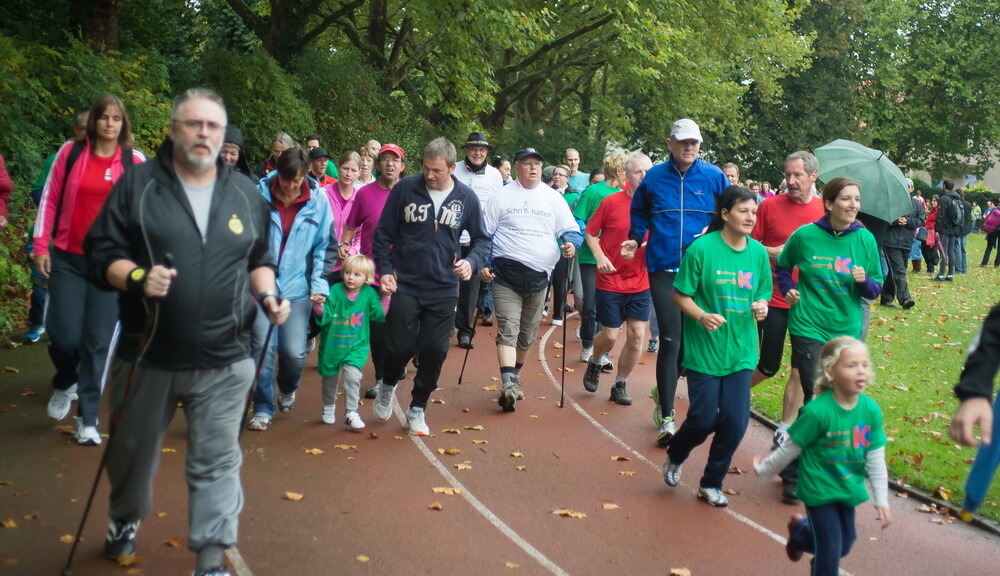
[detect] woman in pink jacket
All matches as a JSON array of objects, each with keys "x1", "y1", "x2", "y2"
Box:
[{"x1": 33, "y1": 94, "x2": 145, "y2": 446}]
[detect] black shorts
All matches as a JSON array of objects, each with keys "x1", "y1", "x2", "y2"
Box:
[
  {"x1": 789, "y1": 334, "x2": 824, "y2": 402},
  {"x1": 756, "y1": 306, "x2": 789, "y2": 377}
]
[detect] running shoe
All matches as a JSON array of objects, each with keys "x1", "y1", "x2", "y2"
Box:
[
  {"x1": 647, "y1": 338, "x2": 658, "y2": 353},
  {"x1": 786, "y1": 514, "x2": 805, "y2": 561},
  {"x1": 75, "y1": 421, "x2": 102, "y2": 446},
  {"x1": 47, "y1": 384, "x2": 77, "y2": 421},
  {"x1": 406, "y1": 406, "x2": 430, "y2": 436},
  {"x1": 321, "y1": 404, "x2": 336, "y2": 425},
  {"x1": 373, "y1": 383, "x2": 395, "y2": 421},
  {"x1": 657, "y1": 414, "x2": 676, "y2": 447},
  {"x1": 698, "y1": 486, "x2": 729, "y2": 507},
  {"x1": 277, "y1": 391, "x2": 296, "y2": 413},
  {"x1": 610, "y1": 382, "x2": 632, "y2": 405},
  {"x1": 345, "y1": 411, "x2": 365, "y2": 430},
  {"x1": 25, "y1": 325, "x2": 46, "y2": 344},
  {"x1": 104, "y1": 518, "x2": 140, "y2": 559},
  {"x1": 663, "y1": 460, "x2": 682, "y2": 487}
]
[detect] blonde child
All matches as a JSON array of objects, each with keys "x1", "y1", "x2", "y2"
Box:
[
  {"x1": 753, "y1": 336, "x2": 892, "y2": 576},
  {"x1": 314, "y1": 254, "x2": 387, "y2": 429}
]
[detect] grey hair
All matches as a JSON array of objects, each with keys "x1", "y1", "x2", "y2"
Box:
[
  {"x1": 786, "y1": 150, "x2": 818, "y2": 175},
  {"x1": 423, "y1": 137, "x2": 457, "y2": 166},
  {"x1": 172, "y1": 88, "x2": 227, "y2": 125},
  {"x1": 627, "y1": 151, "x2": 652, "y2": 173},
  {"x1": 273, "y1": 131, "x2": 295, "y2": 149}
]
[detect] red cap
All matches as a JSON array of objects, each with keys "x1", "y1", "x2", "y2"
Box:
[{"x1": 378, "y1": 143, "x2": 405, "y2": 160}]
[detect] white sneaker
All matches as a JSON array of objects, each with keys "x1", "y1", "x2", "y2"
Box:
[
  {"x1": 406, "y1": 406, "x2": 430, "y2": 436},
  {"x1": 579, "y1": 346, "x2": 593, "y2": 363},
  {"x1": 373, "y1": 383, "x2": 395, "y2": 421},
  {"x1": 47, "y1": 384, "x2": 78, "y2": 420},
  {"x1": 75, "y1": 421, "x2": 102, "y2": 446},
  {"x1": 321, "y1": 404, "x2": 336, "y2": 425},
  {"x1": 551, "y1": 317, "x2": 564, "y2": 326},
  {"x1": 277, "y1": 391, "x2": 296, "y2": 413},
  {"x1": 345, "y1": 411, "x2": 365, "y2": 430}
]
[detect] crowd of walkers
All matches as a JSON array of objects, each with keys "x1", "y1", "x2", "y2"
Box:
[{"x1": 5, "y1": 88, "x2": 998, "y2": 576}]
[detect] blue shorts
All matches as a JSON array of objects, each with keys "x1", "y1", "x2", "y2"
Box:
[{"x1": 596, "y1": 289, "x2": 651, "y2": 328}]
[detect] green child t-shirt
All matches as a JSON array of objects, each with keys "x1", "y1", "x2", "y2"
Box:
[
  {"x1": 777, "y1": 223, "x2": 882, "y2": 342},
  {"x1": 315, "y1": 283, "x2": 385, "y2": 376},
  {"x1": 788, "y1": 391, "x2": 887, "y2": 507},
  {"x1": 673, "y1": 231, "x2": 772, "y2": 376}
]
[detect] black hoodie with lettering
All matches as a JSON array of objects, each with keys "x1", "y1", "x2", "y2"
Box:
[{"x1": 373, "y1": 173, "x2": 491, "y2": 299}]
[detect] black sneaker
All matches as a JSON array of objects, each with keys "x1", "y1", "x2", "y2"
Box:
[
  {"x1": 901, "y1": 300, "x2": 915, "y2": 310},
  {"x1": 104, "y1": 519, "x2": 140, "y2": 559},
  {"x1": 781, "y1": 483, "x2": 799, "y2": 505},
  {"x1": 583, "y1": 361, "x2": 601, "y2": 392},
  {"x1": 458, "y1": 333, "x2": 474, "y2": 349},
  {"x1": 610, "y1": 382, "x2": 632, "y2": 405}
]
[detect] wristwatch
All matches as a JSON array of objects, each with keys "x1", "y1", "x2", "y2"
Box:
[{"x1": 127, "y1": 267, "x2": 147, "y2": 294}]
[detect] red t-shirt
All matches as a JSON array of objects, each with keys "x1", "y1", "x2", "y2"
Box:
[
  {"x1": 750, "y1": 193, "x2": 825, "y2": 308},
  {"x1": 270, "y1": 180, "x2": 312, "y2": 257},
  {"x1": 67, "y1": 153, "x2": 114, "y2": 254},
  {"x1": 585, "y1": 191, "x2": 649, "y2": 293}
]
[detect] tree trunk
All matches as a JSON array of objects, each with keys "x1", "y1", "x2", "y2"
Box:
[{"x1": 74, "y1": 0, "x2": 122, "y2": 53}]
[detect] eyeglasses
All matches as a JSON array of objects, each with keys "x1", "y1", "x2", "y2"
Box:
[
  {"x1": 173, "y1": 119, "x2": 224, "y2": 133},
  {"x1": 552, "y1": 172, "x2": 568, "y2": 179}
]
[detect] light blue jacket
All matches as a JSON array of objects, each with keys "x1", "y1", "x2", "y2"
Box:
[{"x1": 258, "y1": 172, "x2": 333, "y2": 301}]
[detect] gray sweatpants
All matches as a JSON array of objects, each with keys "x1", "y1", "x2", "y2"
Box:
[
  {"x1": 106, "y1": 357, "x2": 254, "y2": 552},
  {"x1": 322, "y1": 364, "x2": 363, "y2": 413}
]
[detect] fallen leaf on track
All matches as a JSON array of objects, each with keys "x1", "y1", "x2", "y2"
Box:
[
  {"x1": 117, "y1": 554, "x2": 141, "y2": 566},
  {"x1": 284, "y1": 492, "x2": 304, "y2": 501},
  {"x1": 156, "y1": 512, "x2": 168, "y2": 517},
  {"x1": 5, "y1": 367, "x2": 20, "y2": 374},
  {"x1": 551, "y1": 509, "x2": 587, "y2": 519},
  {"x1": 455, "y1": 463, "x2": 472, "y2": 470},
  {"x1": 553, "y1": 341, "x2": 564, "y2": 349},
  {"x1": 669, "y1": 568, "x2": 692, "y2": 576},
  {"x1": 464, "y1": 425, "x2": 486, "y2": 431},
  {"x1": 432, "y1": 487, "x2": 462, "y2": 495},
  {"x1": 506, "y1": 561, "x2": 520, "y2": 568},
  {"x1": 727, "y1": 466, "x2": 745, "y2": 475},
  {"x1": 393, "y1": 435, "x2": 404, "y2": 440},
  {"x1": 529, "y1": 414, "x2": 539, "y2": 418},
  {"x1": 304, "y1": 448, "x2": 325, "y2": 455},
  {"x1": 441, "y1": 428, "x2": 461, "y2": 434},
  {"x1": 472, "y1": 439, "x2": 488, "y2": 445},
  {"x1": 427, "y1": 502, "x2": 443, "y2": 510},
  {"x1": 933, "y1": 487, "x2": 953, "y2": 501},
  {"x1": 18, "y1": 390, "x2": 36, "y2": 397},
  {"x1": 438, "y1": 447, "x2": 462, "y2": 455},
  {"x1": 356, "y1": 555, "x2": 370, "y2": 563},
  {"x1": 515, "y1": 466, "x2": 526, "y2": 471},
  {"x1": 368, "y1": 432, "x2": 379, "y2": 439},
  {"x1": 611, "y1": 456, "x2": 630, "y2": 462},
  {"x1": 462, "y1": 408, "x2": 471, "y2": 413},
  {"x1": 431, "y1": 398, "x2": 446, "y2": 404},
  {"x1": 1, "y1": 519, "x2": 15, "y2": 528},
  {"x1": 333, "y1": 444, "x2": 358, "y2": 451},
  {"x1": 490, "y1": 376, "x2": 500, "y2": 382},
  {"x1": 164, "y1": 538, "x2": 183, "y2": 548},
  {"x1": 723, "y1": 488, "x2": 739, "y2": 495},
  {"x1": 59, "y1": 535, "x2": 75, "y2": 543},
  {"x1": 602, "y1": 503, "x2": 620, "y2": 510},
  {"x1": 618, "y1": 471, "x2": 635, "y2": 477},
  {"x1": 482, "y1": 385, "x2": 499, "y2": 391},
  {"x1": 511, "y1": 451, "x2": 524, "y2": 458}
]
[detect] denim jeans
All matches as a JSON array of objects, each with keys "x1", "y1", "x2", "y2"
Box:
[
  {"x1": 251, "y1": 298, "x2": 311, "y2": 418},
  {"x1": 962, "y1": 393, "x2": 1000, "y2": 512}
]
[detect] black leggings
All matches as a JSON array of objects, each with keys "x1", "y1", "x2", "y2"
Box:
[{"x1": 649, "y1": 271, "x2": 683, "y2": 415}]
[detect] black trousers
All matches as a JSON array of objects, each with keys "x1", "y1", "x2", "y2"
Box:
[
  {"x1": 383, "y1": 292, "x2": 458, "y2": 410},
  {"x1": 881, "y1": 246, "x2": 911, "y2": 305}
]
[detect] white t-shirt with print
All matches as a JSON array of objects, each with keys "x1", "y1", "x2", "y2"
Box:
[{"x1": 487, "y1": 180, "x2": 579, "y2": 275}]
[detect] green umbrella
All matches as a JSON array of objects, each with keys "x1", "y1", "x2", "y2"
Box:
[{"x1": 813, "y1": 139, "x2": 912, "y2": 222}]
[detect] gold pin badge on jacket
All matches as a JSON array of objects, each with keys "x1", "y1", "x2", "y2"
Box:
[{"x1": 228, "y1": 214, "x2": 244, "y2": 235}]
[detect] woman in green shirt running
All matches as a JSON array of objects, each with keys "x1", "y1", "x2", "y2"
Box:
[{"x1": 661, "y1": 186, "x2": 772, "y2": 507}]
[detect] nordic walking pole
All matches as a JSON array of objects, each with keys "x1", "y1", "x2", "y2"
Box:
[
  {"x1": 559, "y1": 251, "x2": 574, "y2": 408},
  {"x1": 62, "y1": 252, "x2": 176, "y2": 576},
  {"x1": 457, "y1": 305, "x2": 480, "y2": 386},
  {"x1": 238, "y1": 294, "x2": 283, "y2": 440}
]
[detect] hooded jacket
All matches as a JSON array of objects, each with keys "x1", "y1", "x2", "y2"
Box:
[
  {"x1": 85, "y1": 139, "x2": 275, "y2": 370},
  {"x1": 373, "y1": 173, "x2": 491, "y2": 299},
  {"x1": 935, "y1": 189, "x2": 964, "y2": 236},
  {"x1": 883, "y1": 195, "x2": 925, "y2": 249},
  {"x1": 223, "y1": 124, "x2": 253, "y2": 177},
  {"x1": 629, "y1": 156, "x2": 728, "y2": 272}
]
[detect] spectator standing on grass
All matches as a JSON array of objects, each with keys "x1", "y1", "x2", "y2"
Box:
[
  {"x1": 480, "y1": 147, "x2": 581, "y2": 412},
  {"x1": 749, "y1": 151, "x2": 826, "y2": 452},
  {"x1": 246, "y1": 147, "x2": 332, "y2": 432},
  {"x1": 922, "y1": 195, "x2": 943, "y2": 275},
  {"x1": 623, "y1": 118, "x2": 728, "y2": 447},
  {"x1": 662, "y1": 186, "x2": 771, "y2": 507},
  {"x1": 773, "y1": 177, "x2": 883, "y2": 504},
  {"x1": 371, "y1": 137, "x2": 490, "y2": 436},
  {"x1": 950, "y1": 303, "x2": 1000, "y2": 521},
  {"x1": 33, "y1": 94, "x2": 146, "y2": 446},
  {"x1": 341, "y1": 143, "x2": 406, "y2": 400},
  {"x1": 85, "y1": 88, "x2": 290, "y2": 576},
  {"x1": 908, "y1": 181, "x2": 926, "y2": 272},
  {"x1": 958, "y1": 189, "x2": 974, "y2": 274},
  {"x1": 934, "y1": 180, "x2": 963, "y2": 281},
  {"x1": 453, "y1": 132, "x2": 503, "y2": 350},
  {"x1": 981, "y1": 201, "x2": 1000, "y2": 267},
  {"x1": 580, "y1": 151, "x2": 654, "y2": 406},
  {"x1": 880, "y1": 182, "x2": 924, "y2": 309}
]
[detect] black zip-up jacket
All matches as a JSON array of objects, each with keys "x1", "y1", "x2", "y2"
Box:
[
  {"x1": 955, "y1": 303, "x2": 1000, "y2": 401},
  {"x1": 883, "y1": 195, "x2": 925, "y2": 249},
  {"x1": 935, "y1": 189, "x2": 964, "y2": 236},
  {"x1": 85, "y1": 139, "x2": 275, "y2": 370},
  {"x1": 373, "y1": 173, "x2": 491, "y2": 299}
]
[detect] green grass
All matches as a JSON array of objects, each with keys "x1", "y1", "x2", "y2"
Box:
[{"x1": 751, "y1": 233, "x2": 1000, "y2": 523}]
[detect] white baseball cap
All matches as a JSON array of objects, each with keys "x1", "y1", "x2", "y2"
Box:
[{"x1": 670, "y1": 118, "x2": 703, "y2": 143}]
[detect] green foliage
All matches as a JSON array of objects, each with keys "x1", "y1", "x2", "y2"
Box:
[
  {"x1": 292, "y1": 50, "x2": 433, "y2": 162},
  {"x1": 962, "y1": 183, "x2": 998, "y2": 209},
  {"x1": 199, "y1": 48, "x2": 315, "y2": 167}
]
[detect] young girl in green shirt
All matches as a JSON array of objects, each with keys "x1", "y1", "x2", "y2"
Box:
[{"x1": 753, "y1": 337, "x2": 892, "y2": 576}]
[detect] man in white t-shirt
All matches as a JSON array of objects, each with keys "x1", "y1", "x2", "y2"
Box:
[
  {"x1": 453, "y1": 132, "x2": 504, "y2": 348},
  {"x1": 480, "y1": 148, "x2": 582, "y2": 412}
]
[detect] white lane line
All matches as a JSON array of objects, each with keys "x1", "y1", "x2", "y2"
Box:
[
  {"x1": 227, "y1": 546, "x2": 254, "y2": 576},
  {"x1": 390, "y1": 402, "x2": 570, "y2": 576},
  {"x1": 537, "y1": 322, "x2": 855, "y2": 576}
]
